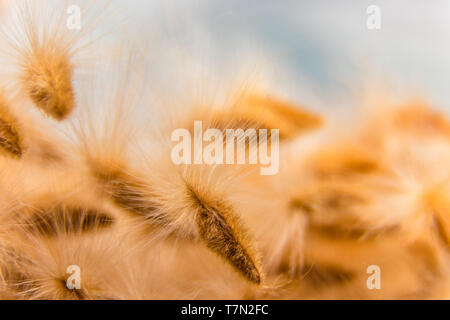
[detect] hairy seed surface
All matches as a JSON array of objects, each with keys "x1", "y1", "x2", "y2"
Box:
[{"x1": 24, "y1": 51, "x2": 75, "y2": 120}]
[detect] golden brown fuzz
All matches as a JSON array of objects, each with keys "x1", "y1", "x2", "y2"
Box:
[
  {"x1": 23, "y1": 49, "x2": 75, "y2": 120},
  {"x1": 93, "y1": 165, "x2": 170, "y2": 226},
  {"x1": 0, "y1": 97, "x2": 23, "y2": 158},
  {"x1": 188, "y1": 184, "x2": 261, "y2": 284},
  {"x1": 185, "y1": 93, "x2": 322, "y2": 143},
  {"x1": 93, "y1": 160, "x2": 262, "y2": 284},
  {"x1": 241, "y1": 94, "x2": 323, "y2": 139},
  {"x1": 25, "y1": 206, "x2": 114, "y2": 238}
]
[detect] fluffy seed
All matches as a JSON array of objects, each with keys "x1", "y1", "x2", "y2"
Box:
[
  {"x1": 239, "y1": 94, "x2": 323, "y2": 140},
  {"x1": 0, "y1": 96, "x2": 22, "y2": 158},
  {"x1": 188, "y1": 185, "x2": 261, "y2": 284},
  {"x1": 25, "y1": 206, "x2": 114, "y2": 237},
  {"x1": 24, "y1": 49, "x2": 75, "y2": 120},
  {"x1": 93, "y1": 165, "x2": 170, "y2": 226}
]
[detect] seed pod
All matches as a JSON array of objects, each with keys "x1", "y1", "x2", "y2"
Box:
[
  {"x1": 24, "y1": 49, "x2": 75, "y2": 120},
  {"x1": 248, "y1": 94, "x2": 323, "y2": 133},
  {"x1": 25, "y1": 206, "x2": 114, "y2": 238},
  {"x1": 93, "y1": 165, "x2": 170, "y2": 226},
  {"x1": 0, "y1": 97, "x2": 23, "y2": 158},
  {"x1": 93, "y1": 160, "x2": 262, "y2": 283},
  {"x1": 188, "y1": 185, "x2": 261, "y2": 284},
  {"x1": 212, "y1": 93, "x2": 323, "y2": 141}
]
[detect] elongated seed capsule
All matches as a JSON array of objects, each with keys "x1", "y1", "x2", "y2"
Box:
[
  {"x1": 188, "y1": 185, "x2": 261, "y2": 284},
  {"x1": 26, "y1": 206, "x2": 114, "y2": 237},
  {"x1": 24, "y1": 49, "x2": 75, "y2": 120},
  {"x1": 93, "y1": 161, "x2": 261, "y2": 283},
  {"x1": 0, "y1": 97, "x2": 22, "y2": 158}
]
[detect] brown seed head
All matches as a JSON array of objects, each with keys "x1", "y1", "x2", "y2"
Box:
[
  {"x1": 187, "y1": 184, "x2": 261, "y2": 284},
  {"x1": 24, "y1": 49, "x2": 75, "y2": 120},
  {"x1": 0, "y1": 96, "x2": 23, "y2": 158}
]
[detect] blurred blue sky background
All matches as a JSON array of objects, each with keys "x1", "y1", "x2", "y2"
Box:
[{"x1": 123, "y1": 0, "x2": 450, "y2": 114}]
